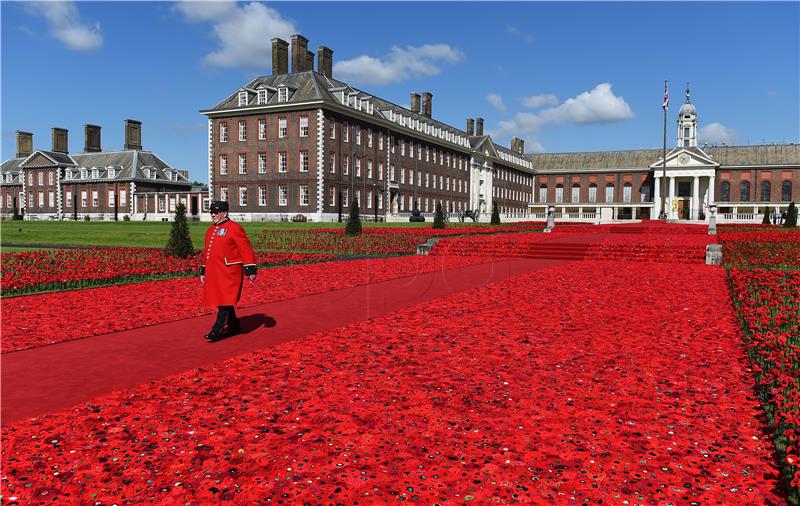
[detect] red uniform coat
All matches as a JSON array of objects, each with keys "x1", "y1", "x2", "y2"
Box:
[{"x1": 202, "y1": 219, "x2": 257, "y2": 307}]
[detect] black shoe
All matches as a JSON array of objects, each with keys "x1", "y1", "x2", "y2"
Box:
[
  {"x1": 222, "y1": 318, "x2": 241, "y2": 337},
  {"x1": 204, "y1": 329, "x2": 224, "y2": 342}
]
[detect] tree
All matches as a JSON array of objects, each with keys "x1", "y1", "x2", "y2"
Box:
[
  {"x1": 165, "y1": 202, "x2": 194, "y2": 258},
  {"x1": 490, "y1": 200, "x2": 501, "y2": 225},
  {"x1": 784, "y1": 202, "x2": 798, "y2": 228},
  {"x1": 762, "y1": 207, "x2": 771, "y2": 225},
  {"x1": 432, "y1": 201, "x2": 446, "y2": 229},
  {"x1": 345, "y1": 197, "x2": 362, "y2": 236},
  {"x1": 11, "y1": 197, "x2": 21, "y2": 221}
]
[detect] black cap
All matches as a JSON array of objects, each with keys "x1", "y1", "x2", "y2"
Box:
[{"x1": 209, "y1": 201, "x2": 229, "y2": 213}]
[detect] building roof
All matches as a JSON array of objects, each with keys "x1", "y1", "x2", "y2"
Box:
[
  {"x1": 204, "y1": 71, "x2": 533, "y2": 172},
  {"x1": 528, "y1": 144, "x2": 800, "y2": 172}
]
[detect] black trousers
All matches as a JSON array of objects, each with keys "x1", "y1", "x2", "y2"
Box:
[{"x1": 212, "y1": 306, "x2": 237, "y2": 331}]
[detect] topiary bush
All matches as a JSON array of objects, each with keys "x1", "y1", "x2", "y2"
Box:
[
  {"x1": 491, "y1": 201, "x2": 501, "y2": 225},
  {"x1": 432, "y1": 201, "x2": 446, "y2": 229},
  {"x1": 345, "y1": 197, "x2": 362, "y2": 236},
  {"x1": 784, "y1": 202, "x2": 797, "y2": 228},
  {"x1": 165, "y1": 202, "x2": 194, "y2": 258}
]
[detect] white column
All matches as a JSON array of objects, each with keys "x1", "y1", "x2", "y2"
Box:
[
  {"x1": 654, "y1": 176, "x2": 662, "y2": 218},
  {"x1": 631, "y1": 206, "x2": 637, "y2": 220},
  {"x1": 692, "y1": 176, "x2": 699, "y2": 220},
  {"x1": 707, "y1": 175, "x2": 715, "y2": 206},
  {"x1": 668, "y1": 177, "x2": 676, "y2": 219}
]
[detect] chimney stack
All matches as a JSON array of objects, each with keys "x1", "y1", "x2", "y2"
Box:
[
  {"x1": 410, "y1": 93, "x2": 421, "y2": 113},
  {"x1": 511, "y1": 137, "x2": 525, "y2": 154},
  {"x1": 52, "y1": 127, "x2": 69, "y2": 154},
  {"x1": 317, "y1": 46, "x2": 333, "y2": 78},
  {"x1": 84, "y1": 124, "x2": 102, "y2": 153},
  {"x1": 291, "y1": 34, "x2": 309, "y2": 72},
  {"x1": 124, "y1": 119, "x2": 142, "y2": 151},
  {"x1": 466, "y1": 118, "x2": 475, "y2": 136},
  {"x1": 421, "y1": 91, "x2": 432, "y2": 118},
  {"x1": 306, "y1": 50, "x2": 314, "y2": 72},
  {"x1": 272, "y1": 38, "x2": 289, "y2": 75},
  {"x1": 476, "y1": 117, "x2": 484, "y2": 136},
  {"x1": 16, "y1": 131, "x2": 33, "y2": 158}
]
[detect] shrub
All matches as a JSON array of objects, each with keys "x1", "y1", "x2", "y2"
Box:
[
  {"x1": 784, "y1": 202, "x2": 797, "y2": 228},
  {"x1": 432, "y1": 201, "x2": 446, "y2": 229},
  {"x1": 762, "y1": 208, "x2": 771, "y2": 225},
  {"x1": 345, "y1": 197, "x2": 362, "y2": 236},
  {"x1": 491, "y1": 201, "x2": 501, "y2": 225},
  {"x1": 83, "y1": 215, "x2": 90, "y2": 222},
  {"x1": 123, "y1": 215, "x2": 131, "y2": 222},
  {"x1": 164, "y1": 202, "x2": 194, "y2": 258}
]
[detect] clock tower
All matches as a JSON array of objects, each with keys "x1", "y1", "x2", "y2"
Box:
[{"x1": 677, "y1": 85, "x2": 698, "y2": 148}]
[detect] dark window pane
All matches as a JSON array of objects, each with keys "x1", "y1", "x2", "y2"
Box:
[
  {"x1": 761, "y1": 181, "x2": 771, "y2": 201},
  {"x1": 782, "y1": 181, "x2": 792, "y2": 201},
  {"x1": 720, "y1": 181, "x2": 730, "y2": 202},
  {"x1": 740, "y1": 181, "x2": 750, "y2": 201}
]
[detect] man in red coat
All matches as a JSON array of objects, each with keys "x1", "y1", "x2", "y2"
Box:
[{"x1": 200, "y1": 201, "x2": 257, "y2": 342}]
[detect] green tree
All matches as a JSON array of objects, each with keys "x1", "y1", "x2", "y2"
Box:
[
  {"x1": 784, "y1": 202, "x2": 797, "y2": 228},
  {"x1": 11, "y1": 197, "x2": 21, "y2": 221},
  {"x1": 165, "y1": 202, "x2": 194, "y2": 258},
  {"x1": 762, "y1": 207, "x2": 771, "y2": 225},
  {"x1": 432, "y1": 201, "x2": 446, "y2": 229},
  {"x1": 490, "y1": 200, "x2": 501, "y2": 225},
  {"x1": 345, "y1": 197, "x2": 362, "y2": 236}
]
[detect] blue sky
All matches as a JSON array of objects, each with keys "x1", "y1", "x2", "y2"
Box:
[{"x1": 2, "y1": 1, "x2": 798, "y2": 182}]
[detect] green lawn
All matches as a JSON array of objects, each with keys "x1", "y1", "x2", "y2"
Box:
[{"x1": 0, "y1": 220, "x2": 441, "y2": 249}]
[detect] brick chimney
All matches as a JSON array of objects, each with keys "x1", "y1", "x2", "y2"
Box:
[
  {"x1": 410, "y1": 93, "x2": 421, "y2": 113},
  {"x1": 306, "y1": 50, "x2": 314, "y2": 72},
  {"x1": 466, "y1": 118, "x2": 474, "y2": 136},
  {"x1": 16, "y1": 131, "x2": 33, "y2": 158},
  {"x1": 272, "y1": 38, "x2": 289, "y2": 75},
  {"x1": 52, "y1": 127, "x2": 69, "y2": 154},
  {"x1": 421, "y1": 91, "x2": 432, "y2": 118},
  {"x1": 291, "y1": 34, "x2": 309, "y2": 73},
  {"x1": 84, "y1": 124, "x2": 102, "y2": 153},
  {"x1": 317, "y1": 46, "x2": 333, "y2": 78},
  {"x1": 124, "y1": 119, "x2": 142, "y2": 151},
  {"x1": 511, "y1": 137, "x2": 525, "y2": 154},
  {"x1": 476, "y1": 117, "x2": 484, "y2": 136}
]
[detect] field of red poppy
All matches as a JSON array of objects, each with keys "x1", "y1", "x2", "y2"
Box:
[
  {"x1": 719, "y1": 225, "x2": 800, "y2": 501},
  {"x1": 2, "y1": 221, "x2": 798, "y2": 503},
  {"x1": 0, "y1": 255, "x2": 491, "y2": 353},
  {"x1": 1, "y1": 260, "x2": 784, "y2": 504}
]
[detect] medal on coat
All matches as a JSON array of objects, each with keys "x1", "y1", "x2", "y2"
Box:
[{"x1": 217, "y1": 228, "x2": 227, "y2": 236}]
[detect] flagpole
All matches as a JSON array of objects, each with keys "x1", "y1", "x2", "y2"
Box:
[{"x1": 660, "y1": 80, "x2": 668, "y2": 220}]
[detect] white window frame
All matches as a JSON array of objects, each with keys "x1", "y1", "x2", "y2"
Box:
[
  {"x1": 278, "y1": 87, "x2": 288, "y2": 102},
  {"x1": 258, "y1": 185, "x2": 267, "y2": 206},
  {"x1": 258, "y1": 153, "x2": 267, "y2": 173},
  {"x1": 120, "y1": 190, "x2": 127, "y2": 207},
  {"x1": 108, "y1": 190, "x2": 115, "y2": 208},
  {"x1": 329, "y1": 186, "x2": 336, "y2": 206},
  {"x1": 258, "y1": 119, "x2": 266, "y2": 140},
  {"x1": 220, "y1": 187, "x2": 229, "y2": 202},
  {"x1": 239, "y1": 186, "x2": 247, "y2": 207},
  {"x1": 279, "y1": 185, "x2": 288, "y2": 206},
  {"x1": 329, "y1": 153, "x2": 336, "y2": 174},
  {"x1": 367, "y1": 160, "x2": 373, "y2": 179},
  {"x1": 239, "y1": 121, "x2": 246, "y2": 141},
  {"x1": 300, "y1": 184, "x2": 309, "y2": 206},
  {"x1": 342, "y1": 189, "x2": 349, "y2": 207},
  {"x1": 48, "y1": 191, "x2": 55, "y2": 207},
  {"x1": 278, "y1": 118, "x2": 287, "y2": 138},
  {"x1": 238, "y1": 91, "x2": 248, "y2": 107},
  {"x1": 605, "y1": 185, "x2": 614, "y2": 203},
  {"x1": 81, "y1": 190, "x2": 88, "y2": 207},
  {"x1": 92, "y1": 190, "x2": 99, "y2": 207},
  {"x1": 343, "y1": 155, "x2": 349, "y2": 175},
  {"x1": 300, "y1": 116, "x2": 309, "y2": 137},
  {"x1": 238, "y1": 154, "x2": 247, "y2": 174},
  {"x1": 219, "y1": 155, "x2": 228, "y2": 175},
  {"x1": 219, "y1": 123, "x2": 228, "y2": 143},
  {"x1": 278, "y1": 152, "x2": 287, "y2": 173},
  {"x1": 623, "y1": 183, "x2": 632, "y2": 203},
  {"x1": 65, "y1": 190, "x2": 72, "y2": 207},
  {"x1": 300, "y1": 151, "x2": 309, "y2": 172},
  {"x1": 257, "y1": 89, "x2": 267, "y2": 105}
]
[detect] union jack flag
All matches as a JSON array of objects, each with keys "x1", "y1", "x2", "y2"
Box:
[{"x1": 663, "y1": 82, "x2": 669, "y2": 110}]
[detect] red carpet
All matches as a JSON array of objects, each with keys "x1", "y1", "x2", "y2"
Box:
[{"x1": 1, "y1": 257, "x2": 567, "y2": 423}]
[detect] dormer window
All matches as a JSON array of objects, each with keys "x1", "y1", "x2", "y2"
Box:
[
  {"x1": 80, "y1": 169, "x2": 87, "y2": 180},
  {"x1": 278, "y1": 87, "x2": 288, "y2": 102},
  {"x1": 65, "y1": 170, "x2": 72, "y2": 180},
  {"x1": 151, "y1": 169, "x2": 157, "y2": 179},
  {"x1": 257, "y1": 89, "x2": 267, "y2": 104},
  {"x1": 108, "y1": 168, "x2": 115, "y2": 178},
  {"x1": 91, "y1": 168, "x2": 99, "y2": 179},
  {"x1": 238, "y1": 91, "x2": 248, "y2": 107}
]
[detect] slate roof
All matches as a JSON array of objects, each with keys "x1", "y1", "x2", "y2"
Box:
[{"x1": 528, "y1": 144, "x2": 800, "y2": 172}]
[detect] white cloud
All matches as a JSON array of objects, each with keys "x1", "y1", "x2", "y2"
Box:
[
  {"x1": 699, "y1": 122, "x2": 738, "y2": 145},
  {"x1": 176, "y1": 1, "x2": 296, "y2": 71},
  {"x1": 490, "y1": 83, "x2": 634, "y2": 153},
  {"x1": 25, "y1": 1, "x2": 102, "y2": 51},
  {"x1": 506, "y1": 25, "x2": 534, "y2": 44},
  {"x1": 334, "y1": 44, "x2": 463, "y2": 86},
  {"x1": 486, "y1": 93, "x2": 507, "y2": 113},
  {"x1": 522, "y1": 94, "x2": 559, "y2": 109}
]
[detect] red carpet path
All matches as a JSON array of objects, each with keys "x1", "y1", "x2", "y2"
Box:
[{"x1": 2, "y1": 256, "x2": 570, "y2": 423}]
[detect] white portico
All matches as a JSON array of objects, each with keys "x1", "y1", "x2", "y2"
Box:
[{"x1": 650, "y1": 87, "x2": 719, "y2": 220}]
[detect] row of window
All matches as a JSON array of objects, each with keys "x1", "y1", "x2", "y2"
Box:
[
  {"x1": 237, "y1": 87, "x2": 290, "y2": 107},
  {"x1": 217, "y1": 184, "x2": 385, "y2": 210},
  {"x1": 9, "y1": 189, "x2": 130, "y2": 209},
  {"x1": 218, "y1": 117, "x2": 469, "y2": 172},
  {"x1": 220, "y1": 117, "x2": 309, "y2": 143},
  {"x1": 219, "y1": 152, "x2": 310, "y2": 175},
  {"x1": 492, "y1": 186, "x2": 530, "y2": 202},
  {"x1": 719, "y1": 180, "x2": 793, "y2": 202},
  {"x1": 537, "y1": 183, "x2": 641, "y2": 204}
]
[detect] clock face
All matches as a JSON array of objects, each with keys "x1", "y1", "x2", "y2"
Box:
[{"x1": 678, "y1": 155, "x2": 690, "y2": 165}]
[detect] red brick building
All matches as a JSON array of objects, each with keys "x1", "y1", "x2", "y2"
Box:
[{"x1": 1, "y1": 120, "x2": 208, "y2": 221}]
